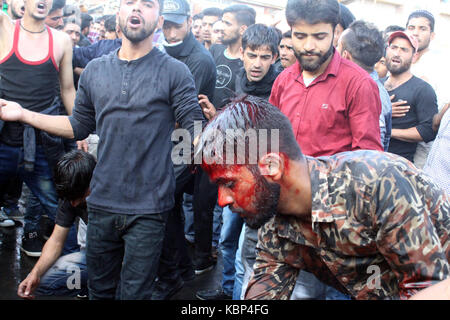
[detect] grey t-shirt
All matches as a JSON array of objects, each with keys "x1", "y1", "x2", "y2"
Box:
[{"x1": 69, "y1": 47, "x2": 204, "y2": 214}]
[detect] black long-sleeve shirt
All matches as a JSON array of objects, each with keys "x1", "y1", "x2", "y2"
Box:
[{"x1": 69, "y1": 47, "x2": 204, "y2": 214}]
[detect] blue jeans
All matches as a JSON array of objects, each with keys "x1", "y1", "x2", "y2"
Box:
[
  {"x1": 219, "y1": 206, "x2": 243, "y2": 296},
  {"x1": 36, "y1": 250, "x2": 87, "y2": 296},
  {"x1": 290, "y1": 270, "x2": 351, "y2": 300},
  {"x1": 0, "y1": 143, "x2": 57, "y2": 226},
  {"x1": 86, "y1": 208, "x2": 167, "y2": 300},
  {"x1": 24, "y1": 186, "x2": 79, "y2": 254},
  {"x1": 233, "y1": 224, "x2": 245, "y2": 300}
]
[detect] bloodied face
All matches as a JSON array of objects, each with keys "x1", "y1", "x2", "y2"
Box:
[{"x1": 205, "y1": 164, "x2": 280, "y2": 229}]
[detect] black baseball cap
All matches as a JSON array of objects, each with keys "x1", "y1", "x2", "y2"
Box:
[{"x1": 162, "y1": 0, "x2": 190, "y2": 24}]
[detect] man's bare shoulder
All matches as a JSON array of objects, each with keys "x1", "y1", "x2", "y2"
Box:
[
  {"x1": 0, "y1": 11, "x2": 15, "y2": 32},
  {"x1": 49, "y1": 27, "x2": 71, "y2": 46}
]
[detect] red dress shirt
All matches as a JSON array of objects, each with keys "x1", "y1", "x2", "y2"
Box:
[{"x1": 269, "y1": 51, "x2": 383, "y2": 157}]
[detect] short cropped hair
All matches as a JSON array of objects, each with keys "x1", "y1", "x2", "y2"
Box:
[
  {"x1": 49, "y1": 0, "x2": 66, "y2": 14},
  {"x1": 242, "y1": 24, "x2": 280, "y2": 56},
  {"x1": 196, "y1": 95, "x2": 303, "y2": 167},
  {"x1": 104, "y1": 15, "x2": 116, "y2": 32},
  {"x1": 202, "y1": 7, "x2": 223, "y2": 18},
  {"x1": 193, "y1": 13, "x2": 204, "y2": 21},
  {"x1": 282, "y1": 30, "x2": 292, "y2": 39},
  {"x1": 407, "y1": 10, "x2": 435, "y2": 32},
  {"x1": 222, "y1": 4, "x2": 256, "y2": 27},
  {"x1": 53, "y1": 150, "x2": 96, "y2": 201},
  {"x1": 286, "y1": 0, "x2": 340, "y2": 29},
  {"x1": 81, "y1": 13, "x2": 93, "y2": 31},
  {"x1": 338, "y1": 3, "x2": 355, "y2": 30},
  {"x1": 341, "y1": 20, "x2": 384, "y2": 69}
]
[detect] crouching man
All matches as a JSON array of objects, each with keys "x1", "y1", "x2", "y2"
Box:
[
  {"x1": 195, "y1": 95, "x2": 450, "y2": 300},
  {"x1": 18, "y1": 150, "x2": 96, "y2": 299}
]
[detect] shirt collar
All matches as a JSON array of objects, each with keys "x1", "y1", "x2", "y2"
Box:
[{"x1": 292, "y1": 48, "x2": 341, "y2": 86}]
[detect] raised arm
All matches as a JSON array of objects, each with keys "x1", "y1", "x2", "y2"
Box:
[{"x1": 0, "y1": 99, "x2": 74, "y2": 138}]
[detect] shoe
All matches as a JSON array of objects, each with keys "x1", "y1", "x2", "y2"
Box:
[
  {"x1": 20, "y1": 232, "x2": 43, "y2": 257},
  {"x1": 0, "y1": 208, "x2": 15, "y2": 227},
  {"x1": 151, "y1": 277, "x2": 184, "y2": 300},
  {"x1": 196, "y1": 288, "x2": 232, "y2": 300},
  {"x1": 1, "y1": 206, "x2": 23, "y2": 221},
  {"x1": 194, "y1": 258, "x2": 216, "y2": 275}
]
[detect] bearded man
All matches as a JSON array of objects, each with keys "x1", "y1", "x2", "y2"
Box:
[{"x1": 0, "y1": 0, "x2": 204, "y2": 299}]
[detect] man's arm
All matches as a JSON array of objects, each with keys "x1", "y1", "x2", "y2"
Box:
[
  {"x1": 58, "y1": 33, "x2": 77, "y2": 115},
  {"x1": 348, "y1": 78, "x2": 384, "y2": 151},
  {"x1": 391, "y1": 127, "x2": 423, "y2": 143},
  {"x1": 245, "y1": 223, "x2": 300, "y2": 300},
  {"x1": 17, "y1": 225, "x2": 70, "y2": 299},
  {"x1": 375, "y1": 167, "x2": 450, "y2": 299},
  {"x1": 0, "y1": 99, "x2": 74, "y2": 138}
]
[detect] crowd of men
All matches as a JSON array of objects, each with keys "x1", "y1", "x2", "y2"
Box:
[{"x1": 0, "y1": 0, "x2": 449, "y2": 300}]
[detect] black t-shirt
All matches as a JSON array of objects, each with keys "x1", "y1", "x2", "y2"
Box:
[
  {"x1": 209, "y1": 44, "x2": 243, "y2": 110},
  {"x1": 383, "y1": 76, "x2": 437, "y2": 162},
  {"x1": 55, "y1": 199, "x2": 88, "y2": 228}
]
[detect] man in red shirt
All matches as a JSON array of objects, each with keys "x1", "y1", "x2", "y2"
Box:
[
  {"x1": 268, "y1": 0, "x2": 383, "y2": 300},
  {"x1": 270, "y1": 0, "x2": 383, "y2": 157}
]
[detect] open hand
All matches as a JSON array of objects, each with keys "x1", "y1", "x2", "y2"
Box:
[
  {"x1": 198, "y1": 94, "x2": 216, "y2": 120},
  {"x1": 390, "y1": 95, "x2": 410, "y2": 118}
]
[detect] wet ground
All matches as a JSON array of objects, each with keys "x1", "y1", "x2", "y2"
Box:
[{"x1": 0, "y1": 218, "x2": 223, "y2": 300}]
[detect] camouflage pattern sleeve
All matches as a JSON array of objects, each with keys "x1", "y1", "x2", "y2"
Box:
[
  {"x1": 374, "y1": 164, "x2": 450, "y2": 299},
  {"x1": 245, "y1": 220, "x2": 301, "y2": 300}
]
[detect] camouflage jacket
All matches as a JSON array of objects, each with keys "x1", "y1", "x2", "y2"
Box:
[{"x1": 245, "y1": 150, "x2": 450, "y2": 300}]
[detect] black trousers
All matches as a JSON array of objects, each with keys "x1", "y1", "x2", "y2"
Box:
[{"x1": 157, "y1": 166, "x2": 218, "y2": 283}]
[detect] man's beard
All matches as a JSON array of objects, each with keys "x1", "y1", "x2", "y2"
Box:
[
  {"x1": 119, "y1": 15, "x2": 158, "y2": 44},
  {"x1": 295, "y1": 42, "x2": 334, "y2": 73},
  {"x1": 238, "y1": 168, "x2": 280, "y2": 229},
  {"x1": 221, "y1": 32, "x2": 240, "y2": 46},
  {"x1": 11, "y1": 8, "x2": 23, "y2": 20},
  {"x1": 386, "y1": 56, "x2": 413, "y2": 76}
]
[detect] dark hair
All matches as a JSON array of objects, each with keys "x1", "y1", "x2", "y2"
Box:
[
  {"x1": 341, "y1": 20, "x2": 384, "y2": 70},
  {"x1": 338, "y1": 3, "x2": 355, "y2": 30},
  {"x1": 193, "y1": 13, "x2": 204, "y2": 21},
  {"x1": 104, "y1": 15, "x2": 116, "y2": 32},
  {"x1": 81, "y1": 13, "x2": 93, "y2": 31},
  {"x1": 202, "y1": 7, "x2": 223, "y2": 18},
  {"x1": 196, "y1": 95, "x2": 303, "y2": 167},
  {"x1": 407, "y1": 10, "x2": 435, "y2": 32},
  {"x1": 286, "y1": 0, "x2": 340, "y2": 29},
  {"x1": 53, "y1": 150, "x2": 96, "y2": 201},
  {"x1": 282, "y1": 30, "x2": 292, "y2": 39},
  {"x1": 272, "y1": 27, "x2": 283, "y2": 45},
  {"x1": 63, "y1": 16, "x2": 80, "y2": 27},
  {"x1": 382, "y1": 25, "x2": 405, "y2": 42},
  {"x1": 223, "y1": 4, "x2": 256, "y2": 27},
  {"x1": 242, "y1": 24, "x2": 280, "y2": 56},
  {"x1": 49, "y1": 0, "x2": 66, "y2": 15}
]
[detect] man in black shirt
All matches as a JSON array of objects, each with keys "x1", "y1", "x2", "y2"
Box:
[
  {"x1": 383, "y1": 31, "x2": 437, "y2": 162},
  {"x1": 200, "y1": 4, "x2": 256, "y2": 119},
  {"x1": 152, "y1": 0, "x2": 217, "y2": 300},
  {"x1": 17, "y1": 150, "x2": 95, "y2": 299},
  {"x1": 1, "y1": 0, "x2": 204, "y2": 300}
]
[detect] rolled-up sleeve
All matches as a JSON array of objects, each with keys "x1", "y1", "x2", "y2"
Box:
[{"x1": 415, "y1": 84, "x2": 438, "y2": 143}]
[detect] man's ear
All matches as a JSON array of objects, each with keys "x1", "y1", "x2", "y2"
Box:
[
  {"x1": 258, "y1": 153, "x2": 283, "y2": 181},
  {"x1": 239, "y1": 24, "x2": 248, "y2": 37},
  {"x1": 157, "y1": 15, "x2": 164, "y2": 30},
  {"x1": 239, "y1": 46, "x2": 244, "y2": 61}
]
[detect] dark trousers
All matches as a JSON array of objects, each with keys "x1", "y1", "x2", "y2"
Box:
[
  {"x1": 193, "y1": 167, "x2": 218, "y2": 265},
  {"x1": 157, "y1": 166, "x2": 218, "y2": 284},
  {"x1": 86, "y1": 208, "x2": 168, "y2": 300}
]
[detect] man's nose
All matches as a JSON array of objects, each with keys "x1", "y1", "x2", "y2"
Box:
[{"x1": 218, "y1": 187, "x2": 234, "y2": 208}]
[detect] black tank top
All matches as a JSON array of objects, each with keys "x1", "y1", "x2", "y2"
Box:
[{"x1": 0, "y1": 19, "x2": 59, "y2": 146}]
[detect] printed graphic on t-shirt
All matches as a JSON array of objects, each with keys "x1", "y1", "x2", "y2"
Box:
[{"x1": 216, "y1": 64, "x2": 233, "y2": 89}]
